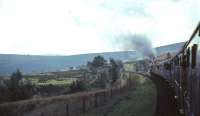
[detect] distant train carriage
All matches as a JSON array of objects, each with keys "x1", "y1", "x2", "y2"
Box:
[{"x1": 151, "y1": 22, "x2": 200, "y2": 116}]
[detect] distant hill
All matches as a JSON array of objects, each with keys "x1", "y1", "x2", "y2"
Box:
[
  {"x1": 156, "y1": 42, "x2": 185, "y2": 55},
  {"x1": 0, "y1": 42, "x2": 185, "y2": 75}
]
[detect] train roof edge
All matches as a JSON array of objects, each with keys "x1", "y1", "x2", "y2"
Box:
[{"x1": 171, "y1": 21, "x2": 200, "y2": 60}]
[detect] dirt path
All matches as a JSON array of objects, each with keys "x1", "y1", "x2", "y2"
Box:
[{"x1": 150, "y1": 73, "x2": 180, "y2": 116}]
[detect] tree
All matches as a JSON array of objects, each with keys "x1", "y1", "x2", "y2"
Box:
[
  {"x1": 91, "y1": 56, "x2": 106, "y2": 68},
  {"x1": 69, "y1": 80, "x2": 87, "y2": 93},
  {"x1": 167, "y1": 52, "x2": 171, "y2": 59},
  {"x1": 110, "y1": 58, "x2": 121, "y2": 83},
  {"x1": 8, "y1": 69, "x2": 34, "y2": 101},
  {"x1": 10, "y1": 69, "x2": 22, "y2": 83},
  {"x1": 8, "y1": 70, "x2": 22, "y2": 99}
]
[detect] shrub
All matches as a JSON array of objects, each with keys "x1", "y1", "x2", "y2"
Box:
[
  {"x1": 38, "y1": 78, "x2": 47, "y2": 83},
  {"x1": 110, "y1": 59, "x2": 123, "y2": 83},
  {"x1": 69, "y1": 80, "x2": 87, "y2": 93}
]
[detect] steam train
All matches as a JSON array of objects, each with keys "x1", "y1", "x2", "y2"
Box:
[{"x1": 151, "y1": 22, "x2": 200, "y2": 116}]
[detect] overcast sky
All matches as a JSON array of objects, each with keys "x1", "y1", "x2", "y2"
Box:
[{"x1": 0, "y1": 0, "x2": 199, "y2": 55}]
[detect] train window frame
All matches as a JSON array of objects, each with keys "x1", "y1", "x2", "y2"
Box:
[{"x1": 191, "y1": 44, "x2": 198, "y2": 68}]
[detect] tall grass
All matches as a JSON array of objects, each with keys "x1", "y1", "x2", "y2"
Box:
[
  {"x1": 82, "y1": 74, "x2": 156, "y2": 116},
  {"x1": 107, "y1": 76, "x2": 156, "y2": 116}
]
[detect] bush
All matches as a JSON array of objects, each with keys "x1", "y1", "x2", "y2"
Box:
[
  {"x1": 110, "y1": 58, "x2": 123, "y2": 83},
  {"x1": 38, "y1": 78, "x2": 47, "y2": 83},
  {"x1": 87, "y1": 56, "x2": 107, "y2": 71},
  {"x1": 69, "y1": 80, "x2": 87, "y2": 93}
]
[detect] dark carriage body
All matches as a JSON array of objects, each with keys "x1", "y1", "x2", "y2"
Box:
[{"x1": 151, "y1": 22, "x2": 200, "y2": 116}]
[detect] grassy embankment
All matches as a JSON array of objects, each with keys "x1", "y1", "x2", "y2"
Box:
[{"x1": 83, "y1": 74, "x2": 156, "y2": 116}]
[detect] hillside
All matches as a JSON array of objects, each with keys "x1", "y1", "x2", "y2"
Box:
[
  {"x1": 156, "y1": 42, "x2": 185, "y2": 55},
  {"x1": 0, "y1": 42, "x2": 185, "y2": 75},
  {"x1": 0, "y1": 51, "x2": 139, "y2": 75}
]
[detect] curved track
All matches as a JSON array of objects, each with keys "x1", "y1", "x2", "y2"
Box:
[{"x1": 150, "y1": 73, "x2": 181, "y2": 116}]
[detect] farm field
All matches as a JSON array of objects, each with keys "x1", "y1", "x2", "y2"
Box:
[
  {"x1": 21, "y1": 72, "x2": 81, "y2": 97},
  {"x1": 81, "y1": 74, "x2": 157, "y2": 116},
  {"x1": 27, "y1": 77, "x2": 76, "y2": 86},
  {"x1": 24, "y1": 71, "x2": 83, "y2": 86}
]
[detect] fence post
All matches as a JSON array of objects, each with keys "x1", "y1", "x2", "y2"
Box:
[
  {"x1": 41, "y1": 112, "x2": 44, "y2": 116},
  {"x1": 103, "y1": 91, "x2": 106, "y2": 103},
  {"x1": 95, "y1": 93, "x2": 98, "y2": 107},
  {"x1": 82, "y1": 97, "x2": 86, "y2": 113},
  {"x1": 129, "y1": 78, "x2": 132, "y2": 89},
  {"x1": 54, "y1": 110, "x2": 58, "y2": 116},
  {"x1": 110, "y1": 88, "x2": 113, "y2": 98},
  {"x1": 127, "y1": 78, "x2": 129, "y2": 89},
  {"x1": 66, "y1": 103, "x2": 69, "y2": 116},
  {"x1": 119, "y1": 85, "x2": 122, "y2": 93}
]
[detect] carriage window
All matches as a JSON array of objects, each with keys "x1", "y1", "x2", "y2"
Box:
[
  {"x1": 178, "y1": 57, "x2": 180, "y2": 65},
  {"x1": 177, "y1": 57, "x2": 179, "y2": 66},
  {"x1": 177, "y1": 57, "x2": 180, "y2": 66},
  {"x1": 180, "y1": 54, "x2": 186, "y2": 67},
  {"x1": 182, "y1": 54, "x2": 187, "y2": 67},
  {"x1": 175, "y1": 58, "x2": 177, "y2": 65},
  {"x1": 179, "y1": 56, "x2": 182, "y2": 66},
  {"x1": 186, "y1": 48, "x2": 190, "y2": 67},
  {"x1": 192, "y1": 44, "x2": 198, "y2": 68},
  {"x1": 157, "y1": 66, "x2": 159, "y2": 69},
  {"x1": 199, "y1": 28, "x2": 200, "y2": 36},
  {"x1": 175, "y1": 57, "x2": 178, "y2": 65},
  {"x1": 164, "y1": 62, "x2": 171, "y2": 70}
]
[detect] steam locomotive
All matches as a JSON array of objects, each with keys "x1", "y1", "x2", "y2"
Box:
[{"x1": 151, "y1": 22, "x2": 200, "y2": 116}]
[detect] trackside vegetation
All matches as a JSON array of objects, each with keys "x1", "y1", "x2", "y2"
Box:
[
  {"x1": 81, "y1": 75, "x2": 156, "y2": 116},
  {"x1": 107, "y1": 75, "x2": 156, "y2": 116}
]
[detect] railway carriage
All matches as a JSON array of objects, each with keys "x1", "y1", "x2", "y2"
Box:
[{"x1": 152, "y1": 22, "x2": 200, "y2": 116}]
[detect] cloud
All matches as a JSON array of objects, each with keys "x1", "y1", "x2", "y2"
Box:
[{"x1": 0, "y1": 0, "x2": 199, "y2": 55}]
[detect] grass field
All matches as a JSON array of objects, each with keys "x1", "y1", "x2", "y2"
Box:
[
  {"x1": 24, "y1": 71, "x2": 83, "y2": 86},
  {"x1": 27, "y1": 77, "x2": 76, "y2": 86},
  {"x1": 107, "y1": 75, "x2": 156, "y2": 116},
  {"x1": 82, "y1": 74, "x2": 156, "y2": 116}
]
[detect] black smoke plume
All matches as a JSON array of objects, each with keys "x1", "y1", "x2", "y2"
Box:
[{"x1": 116, "y1": 34, "x2": 156, "y2": 59}]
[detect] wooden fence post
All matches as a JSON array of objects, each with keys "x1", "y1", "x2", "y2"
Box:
[
  {"x1": 66, "y1": 103, "x2": 69, "y2": 116},
  {"x1": 127, "y1": 78, "x2": 129, "y2": 89},
  {"x1": 95, "y1": 93, "x2": 98, "y2": 107},
  {"x1": 82, "y1": 97, "x2": 86, "y2": 113},
  {"x1": 110, "y1": 88, "x2": 113, "y2": 98},
  {"x1": 41, "y1": 112, "x2": 44, "y2": 116},
  {"x1": 54, "y1": 110, "x2": 58, "y2": 116},
  {"x1": 119, "y1": 85, "x2": 122, "y2": 93},
  {"x1": 103, "y1": 91, "x2": 106, "y2": 103},
  {"x1": 128, "y1": 78, "x2": 131, "y2": 89}
]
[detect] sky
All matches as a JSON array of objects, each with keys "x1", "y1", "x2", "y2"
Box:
[{"x1": 0, "y1": 0, "x2": 200, "y2": 55}]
